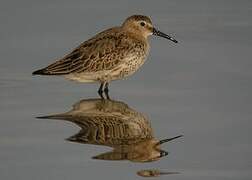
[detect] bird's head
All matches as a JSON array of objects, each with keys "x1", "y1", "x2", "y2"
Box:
[{"x1": 122, "y1": 15, "x2": 178, "y2": 43}]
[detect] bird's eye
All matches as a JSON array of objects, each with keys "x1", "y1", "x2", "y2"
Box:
[{"x1": 140, "y1": 22, "x2": 145, "y2": 26}]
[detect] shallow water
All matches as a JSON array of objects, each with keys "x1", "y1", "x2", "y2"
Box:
[{"x1": 1, "y1": 0, "x2": 252, "y2": 179}]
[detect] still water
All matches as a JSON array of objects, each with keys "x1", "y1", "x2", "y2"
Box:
[
  {"x1": 1, "y1": 0, "x2": 252, "y2": 179},
  {"x1": 38, "y1": 98, "x2": 183, "y2": 177}
]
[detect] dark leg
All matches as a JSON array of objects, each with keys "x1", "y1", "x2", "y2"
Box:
[
  {"x1": 104, "y1": 82, "x2": 110, "y2": 100},
  {"x1": 98, "y1": 82, "x2": 105, "y2": 99}
]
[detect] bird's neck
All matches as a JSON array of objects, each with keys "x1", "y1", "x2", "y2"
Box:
[{"x1": 122, "y1": 27, "x2": 149, "y2": 42}]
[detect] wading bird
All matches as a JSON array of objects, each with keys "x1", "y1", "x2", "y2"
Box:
[{"x1": 33, "y1": 15, "x2": 178, "y2": 98}]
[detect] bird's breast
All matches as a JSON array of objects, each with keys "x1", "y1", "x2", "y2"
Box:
[{"x1": 109, "y1": 51, "x2": 148, "y2": 80}]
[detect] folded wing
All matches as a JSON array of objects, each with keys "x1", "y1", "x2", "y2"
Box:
[{"x1": 32, "y1": 28, "x2": 133, "y2": 75}]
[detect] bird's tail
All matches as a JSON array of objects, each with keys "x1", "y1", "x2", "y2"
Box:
[
  {"x1": 32, "y1": 68, "x2": 67, "y2": 75},
  {"x1": 32, "y1": 68, "x2": 67, "y2": 76},
  {"x1": 36, "y1": 113, "x2": 69, "y2": 120},
  {"x1": 32, "y1": 68, "x2": 49, "y2": 75}
]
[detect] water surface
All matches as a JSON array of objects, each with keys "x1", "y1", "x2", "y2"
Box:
[{"x1": 1, "y1": 0, "x2": 252, "y2": 179}]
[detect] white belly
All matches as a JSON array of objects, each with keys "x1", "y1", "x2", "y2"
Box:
[{"x1": 64, "y1": 72, "x2": 104, "y2": 83}]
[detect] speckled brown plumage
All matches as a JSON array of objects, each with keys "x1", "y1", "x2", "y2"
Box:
[
  {"x1": 32, "y1": 14, "x2": 178, "y2": 98},
  {"x1": 42, "y1": 31, "x2": 147, "y2": 76},
  {"x1": 38, "y1": 98, "x2": 173, "y2": 162}
]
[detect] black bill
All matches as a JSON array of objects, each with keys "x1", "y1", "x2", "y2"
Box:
[
  {"x1": 153, "y1": 28, "x2": 178, "y2": 43},
  {"x1": 158, "y1": 135, "x2": 183, "y2": 145}
]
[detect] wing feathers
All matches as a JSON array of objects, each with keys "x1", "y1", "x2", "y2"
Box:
[{"x1": 33, "y1": 28, "x2": 133, "y2": 76}]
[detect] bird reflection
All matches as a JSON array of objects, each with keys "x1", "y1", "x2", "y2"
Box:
[{"x1": 38, "y1": 98, "x2": 182, "y2": 163}]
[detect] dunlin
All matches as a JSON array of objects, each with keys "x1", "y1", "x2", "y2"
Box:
[
  {"x1": 38, "y1": 98, "x2": 182, "y2": 162},
  {"x1": 32, "y1": 15, "x2": 178, "y2": 98}
]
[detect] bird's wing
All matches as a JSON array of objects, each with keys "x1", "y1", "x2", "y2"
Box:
[{"x1": 39, "y1": 28, "x2": 138, "y2": 75}]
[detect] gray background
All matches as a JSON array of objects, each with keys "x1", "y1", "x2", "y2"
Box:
[{"x1": 0, "y1": 0, "x2": 252, "y2": 179}]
